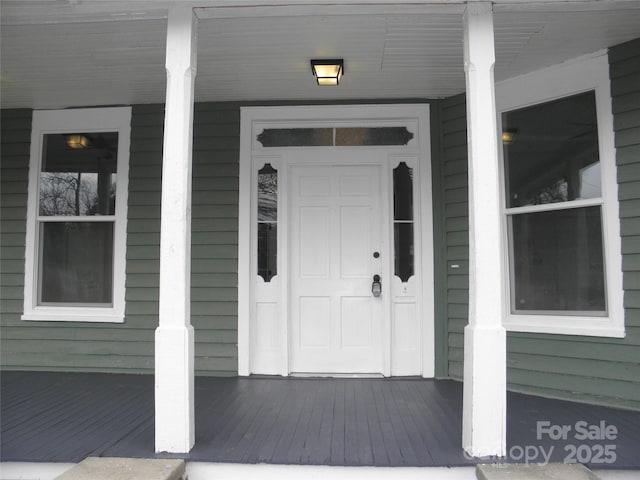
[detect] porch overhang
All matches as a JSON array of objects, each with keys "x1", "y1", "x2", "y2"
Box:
[
  {"x1": 3, "y1": 1, "x2": 640, "y2": 108},
  {"x1": 151, "y1": 0, "x2": 510, "y2": 457}
]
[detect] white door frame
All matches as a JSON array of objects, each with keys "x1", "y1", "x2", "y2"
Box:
[{"x1": 238, "y1": 104, "x2": 434, "y2": 377}]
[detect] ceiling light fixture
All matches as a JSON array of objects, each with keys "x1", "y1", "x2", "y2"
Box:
[
  {"x1": 311, "y1": 59, "x2": 344, "y2": 86},
  {"x1": 65, "y1": 134, "x2": 90, "y2": 149},
  {"x1": 502, "y1": 130, "x2": 517, "y2": 145}
]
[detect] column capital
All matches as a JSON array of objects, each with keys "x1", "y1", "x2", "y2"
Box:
[
  {"x1": 166, "y1": 6, "x2": 197, "y2": 75},
  {"x1": 463, "y1": 1, "x2": 495, "y2": 72}
]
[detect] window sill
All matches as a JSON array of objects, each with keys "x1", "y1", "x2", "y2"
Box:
[
  {"x1": 21, "y1": 311, "x2": 125, "y2": 324},
  {"x1": 504, "y1": 314, "x2": 625, "y2": 338}
]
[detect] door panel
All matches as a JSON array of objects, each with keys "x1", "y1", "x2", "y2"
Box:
[
  {"x1": 299, "y1": 207, "x2": 330, "y2": 277},
  {"x1": 299, "y1": 296, "x2": 331, "y2": 347},
  {"x1": 340, "y1": 206, "x2": 371, "y2": 278},
  {"x1": 290, "y1": 163, "x2": 383, "y2": 374}
]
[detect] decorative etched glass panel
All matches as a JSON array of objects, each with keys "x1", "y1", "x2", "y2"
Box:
[
  {"x1": 393, "y1": 162, "x2": 413, "y2": 221},
  {"x1": 502, "y1": 91, "x2": 600, "y2": 208},
  {"x1": 257, "y1": 128, "x2": 333, "y2": 147},
  {"x1": 509, "y1": 207, "x2": 605, "y2": 313},
  {"x1": 257, "y1": 126, "x2": 414, "y2": 147},
  {"x1": 394, "y1": 223, "x2": 414, "y2": 283},
  {"x1": 258, "y1": 164, "x2": 277, "y2": 281},
  {"x1": 39, "y1": 133, "x2": 118, "y2": 216},
  {"x1": 335, "y1": 127, "x2": 413, "y2": 146},
  {"x1": 393, "y1": 162, "x2": 414, "y2": 282},
  {"x1": 258, "y1": 164, "x2": 278, "y2": 222},
  {"x1": 39, "y1": 222, "x2": 114, "y2": 304},
  {"x1": 257, "y1": 223, "x2": 277, "y2": 283}
]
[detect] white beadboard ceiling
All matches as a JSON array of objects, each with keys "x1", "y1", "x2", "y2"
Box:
[{"x1": 2, "y1": 1, "x2": 640, "y2": 109}]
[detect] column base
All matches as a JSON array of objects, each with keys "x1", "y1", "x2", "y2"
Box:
[
  {"x1": 462, "y1": 323, "x2": 507, "y2": 457},
  {"x1": 155, "y1": 325, "x2": 195, "y2": 453}
]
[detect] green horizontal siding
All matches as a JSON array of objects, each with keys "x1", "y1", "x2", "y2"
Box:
[
  {"x1": 0, "y1": 103, "x2": 241, "y2": 376},
  {"x1": 190, "y1": 103, "x2": 240, "y2": 375},
  {"x1": 430, "y1": 101, "x2": 449, "y2": 378},
  {"x1": 439, "y1": 93, "x2": 469, "y2": 381},
  {"x1": 441, "y1": 38, "x2": 640, "y2": 409},
  {"x1": 0, "y1": 109, "x2": 32, "y2": 372}
]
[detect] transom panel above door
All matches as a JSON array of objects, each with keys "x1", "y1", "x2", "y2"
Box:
[{"x1": 238, "y1": 104, "x2": 435, "y2": 378}]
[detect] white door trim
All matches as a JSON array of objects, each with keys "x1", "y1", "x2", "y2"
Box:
[{"x1": 238, "y1": 104, "x2": 434, "y2": 378}]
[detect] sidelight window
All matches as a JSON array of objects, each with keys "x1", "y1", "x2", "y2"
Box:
[
  {"x1": 257, "y1": 164, "x2": 277, "y2": 282},
  {"x1": 393, "y1": 162, "x2": 414, "y2": 282}
]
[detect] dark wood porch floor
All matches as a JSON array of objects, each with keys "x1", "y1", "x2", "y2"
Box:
[{"x1": 1, "y1": 371, "x2": 639, "y2": 468}]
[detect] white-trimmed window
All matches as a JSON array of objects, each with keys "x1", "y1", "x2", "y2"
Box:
[
  {"x1": 22, "y1": 107, "x2": 131, "y2": 323},
  {"x1": 497, "y1": 53, "x2": 624, "y2": 337}
]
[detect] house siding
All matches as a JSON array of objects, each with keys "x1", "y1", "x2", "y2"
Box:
[
  {"x1": 441, "y1": 39, "x2": 640, "y2": 410},
  {"x1": 0, "y1": 104, "x2": 241, "y2": 375},
  {"x1": 439, "y1": 94, "x2": 469, "y2": 381},
  {"x1": 1, "y1": 110, "x2": 32, "y2": 366}
]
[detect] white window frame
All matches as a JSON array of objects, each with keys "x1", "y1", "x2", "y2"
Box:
[
  {"x1": 496, "y1": 52, "x2": 624, "y2": 338},
  {"x1": 22, "y1": 107, "x2": 131, "y2": 323}
]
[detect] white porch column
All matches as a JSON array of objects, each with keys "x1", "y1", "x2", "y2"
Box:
[
  {"x1": 155, "y1": 5, "x2": 197, "y2": 454},
  {"x1": 461, "y1": 2, "x2": 507, "y2": 457}
]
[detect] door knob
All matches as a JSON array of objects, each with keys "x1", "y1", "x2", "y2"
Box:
[{"x1": 372, "y1": 274, "x2": 382, "y2": 297}]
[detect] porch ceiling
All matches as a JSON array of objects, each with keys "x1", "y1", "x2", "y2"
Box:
[{"x1": 2, "y1": 1, "x2": 640, "y2": 109}]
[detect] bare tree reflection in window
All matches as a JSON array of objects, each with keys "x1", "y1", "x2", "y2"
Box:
[
  {"x1": 39, "y1": 133, "x2": 117, "y2": 217},
  {"x1": 258, "y1": 164, "x2": 277, "y2": 281}
]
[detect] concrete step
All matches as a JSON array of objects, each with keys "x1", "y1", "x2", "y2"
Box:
[
  {"x1": 54, "y1": 457, "x2": 185, "y2": 480},
  {"x1": 477, "y1": 463, "x2": 601, "y2": 480}
]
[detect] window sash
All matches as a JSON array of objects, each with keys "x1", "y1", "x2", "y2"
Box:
[
  {"x1": 37, "y1": 220, "x2": 116, "y2": 306},
  {"x1": 506, "y1": 206, "x2": 607, "y2": 316}
]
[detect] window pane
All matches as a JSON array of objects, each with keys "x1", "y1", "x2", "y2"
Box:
[
  {"x1": 257, "y1": 128, "x2": 333, "y2": 147},
  {"x1": 393, "y1": 162, "x2": 413, "y2": 221},
  {"x1": 258, "y1": 164, "x2": 277, "y2": 222},
  {"x1": 40, "y1": 132, "x2": 118, "y2": 216},
  {"x1": 510, "y1": 207, "x2": 605, "y2": 313},
  {"x1": 39, "y1": 222, "x2": 114, "y2": 304},
  {"x1": 258, "y1": 223, "x2": 277, "y2": 282},
  {"x1": 335, "y1": 127, "x2": 414, "y2": 146},
  {"x1": 394, "y1": 223, "x2": 414, "y2": 282},
  {"x1": 258, "y1": 164, "x2": 277, "y2": 282},
  {"x1": 503, "y1": 91, "x2": 600, "y2": 208}
]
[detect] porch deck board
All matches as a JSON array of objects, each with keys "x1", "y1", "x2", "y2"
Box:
[{"x1": 1, "y1": 371, "x2": 639, "y2": 469}]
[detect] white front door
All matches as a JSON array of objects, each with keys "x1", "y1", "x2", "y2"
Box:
[{"x1": 289, "y1": 161, "x2": 385, "y2": 374}]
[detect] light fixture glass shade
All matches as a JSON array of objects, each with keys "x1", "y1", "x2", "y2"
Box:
[
  {"x1": 65, "y1": 134, "x2": 89, "y2": 149},
  {"x1": 311, "y1": 59, "x2": 344, "y2": 86},
  {"x1": 502, "y1": 130, "x2": 516, "y2": 145}
]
